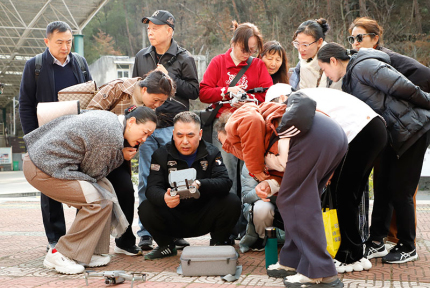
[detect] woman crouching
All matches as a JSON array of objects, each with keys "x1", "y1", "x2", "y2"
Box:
[{"x1": 23, "y1": 106, "x2": 157, "y2": 274}]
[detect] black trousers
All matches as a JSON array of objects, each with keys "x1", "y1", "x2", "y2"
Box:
[
  {"x1": 331, "y1": 117, "x2": 387, "y2": 264},
  {"x1": 107, "y1": 160, "x2": 136, "y2": 248},
  {"x1": 138, "y1": 193, "x2": 241, "y2": 246},
  {"x1": 41, "y1": 195, "x2": 66, "y2": 244},
  {"x1": 370, "y1": 130, "x2": 430, "y2": 250}
]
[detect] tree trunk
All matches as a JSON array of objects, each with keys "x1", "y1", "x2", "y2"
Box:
[
  {"x1": 412, "y1": 0, "x2": 422, "y2": 34},
  {"x1": 122, "y1": 2, "x2": 134, "y2": 56},
  {"x1": 231, "y1": 0, "x2": 241, "y2": 22},
  {"x1": 261, "y1": 0, "x2": 273, "y2": 35},
  {"x1": 359, "y1": 0, "x2": 367, "y2": 16}
]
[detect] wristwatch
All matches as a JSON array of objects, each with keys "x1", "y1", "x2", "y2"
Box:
[{"x1": 195, "y1": 180, "x2": 201, "y2": 189}]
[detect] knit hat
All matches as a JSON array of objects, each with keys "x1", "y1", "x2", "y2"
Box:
[{"x1": 265, "y1": 83, "x2": 293, "y2": 103}]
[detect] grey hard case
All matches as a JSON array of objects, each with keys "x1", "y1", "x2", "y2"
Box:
[{"x1": 180, "y1": 246, "x2": 238, "y2": 276}]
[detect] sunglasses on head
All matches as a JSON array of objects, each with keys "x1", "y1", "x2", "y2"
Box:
[{"x1": 347, "y1": 33, "x2": 376, "y2": 45}]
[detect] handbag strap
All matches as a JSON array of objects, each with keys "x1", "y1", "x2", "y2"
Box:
[
  {"x1": 230, "y1": 56, "x2": 253, "y2": 87},
  {"x1": 203, "y1": 57, "x2": 253, "y2": 127},
  {"x1": 322, "y1": 185, "x2": 334, "y2": 211}
]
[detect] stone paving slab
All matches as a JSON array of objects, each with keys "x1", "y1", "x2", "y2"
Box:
[{"x1": 0, "y1": 199, "x2": 429, "y2": 287}]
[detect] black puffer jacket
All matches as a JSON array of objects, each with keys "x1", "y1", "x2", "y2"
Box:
[
  {"x1": 145, "y1": 140, "x2": 232, "y2": 211},
  {"x1": 132, "y1": 39, "x2": 199, "y2": 128},
  {"x1": 342, "y1": 48, "x2": 430, "y2": 157},
  {"x1": 376, "y1": 46, "x2": 430, "y2": 93}
]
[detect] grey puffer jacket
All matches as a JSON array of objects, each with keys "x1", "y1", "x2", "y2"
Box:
[
  {"x1": 342, "y1": 48, "x2": 430, "y2": 157},
  {"x1": 24, "y1": 110, "x2": 124, "y2": 181}
]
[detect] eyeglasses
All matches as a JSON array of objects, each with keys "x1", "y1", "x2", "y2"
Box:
[
  {"x1": 240, "y1": 47, "x2": 258, "y2": 55},
  {"x1": 347, "y1": 33, "x2": 376, "y2": 45},
  {"x1": 292, "y1": 40, "x2": 317, "y2": 49}
]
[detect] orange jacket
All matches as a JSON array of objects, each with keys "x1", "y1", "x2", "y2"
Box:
[{"x1": 222, "y1": 102, "x2": 286, "y2": 176}]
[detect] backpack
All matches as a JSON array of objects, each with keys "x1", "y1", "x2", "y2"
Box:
[{"x1": 34, "y1": 52, "x2": 88, "y2": 82}]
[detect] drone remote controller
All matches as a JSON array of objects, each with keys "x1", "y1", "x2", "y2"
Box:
[{"x1": 168, "y1": 168, "x2": 200, "y2": 199}]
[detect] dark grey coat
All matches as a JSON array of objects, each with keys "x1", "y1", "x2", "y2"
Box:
[{"x1": 342, "y1": 48, "x2": 430, "y2": 157}]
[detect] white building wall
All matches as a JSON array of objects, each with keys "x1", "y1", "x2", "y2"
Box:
[
  {"x1": 89, "y1": 54, "x2": 206, "y2": 86},
  {"x1": 89, "y1": 56, "x2": 135, "y2": 87}
]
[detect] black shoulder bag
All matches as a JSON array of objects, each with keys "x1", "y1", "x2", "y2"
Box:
[{"x1": 199, "y1": 57, "x2": 253, "y2": 143}]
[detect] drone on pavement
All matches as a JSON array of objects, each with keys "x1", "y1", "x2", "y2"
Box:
[{"x1": 84, "y1": 270, "x2": 146, "y2": 287}]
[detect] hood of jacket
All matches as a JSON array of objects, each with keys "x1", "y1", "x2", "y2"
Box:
[{"x1": 343, "y1": 48, "x2": 391, "y2": 88}]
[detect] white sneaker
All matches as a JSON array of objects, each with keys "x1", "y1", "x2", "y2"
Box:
[
  {"x1": 359, "y1": 257, "x2": 372, "y2": 270},
  {"x1": 336, "y1": 257, "x2": 372, "y2": 274},
  {"x1": 267, "y1": 262, "x2": 296, "y2": 278},
  {"x1": 43, "y1": 248, "x2": 85, "y2": 274},
  {"x1": 284, "y1": 273, "x2": 322, "y2": 284},
  {"x1": 350, "y1": 261, "x2": 364, "y2": 272},
  {"x1": 335, "y1": 260, "x2": 347, "y2": 273},
  {"x1": 385, "y1": 241, "x2": 396, "y2": 251},
  {"x1": 84, "y1": 254, "x2": 111, "y2": 267},
  {"x1": 283, "y1": 273, "x2": 342, "y2": 287},
  {"x1": 337, "y1": 262, "x2": 354, "y2": 273}
]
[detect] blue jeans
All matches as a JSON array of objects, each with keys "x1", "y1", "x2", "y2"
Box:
[
  {"x1": 137, "y1": 126, "x2": 174, "y2": 237},
  {"x1": 212, "y1": 119, "x2": 238, "y2": 195}
]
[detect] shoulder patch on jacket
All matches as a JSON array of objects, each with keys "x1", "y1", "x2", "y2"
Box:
[{"x1": 150, "y1": 164, "x2": 160, "y2": 171}]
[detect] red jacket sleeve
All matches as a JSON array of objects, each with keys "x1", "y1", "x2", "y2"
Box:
[{"x1": 199, "y1": 55, "x2": 226, "y2": 104}]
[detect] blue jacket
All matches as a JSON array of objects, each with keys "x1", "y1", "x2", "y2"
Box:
[{"x1": 19, "y1": 48, "x2": 92, "y2": 134}]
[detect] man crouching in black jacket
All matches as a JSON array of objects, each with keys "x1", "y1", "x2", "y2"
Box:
[{"x1": 138, "y1": 111, "x2": 241, "y2": 260}]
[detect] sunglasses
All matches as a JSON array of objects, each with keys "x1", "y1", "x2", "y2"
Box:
[{"x1": 347, "y1": 33, "x2": 376, "y2": 45}]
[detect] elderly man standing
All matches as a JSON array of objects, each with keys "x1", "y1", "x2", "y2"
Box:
[
  {"x1": 19, "y1": 21, "x2": 92, "y2": 251},
  {"x1": 138, "y1": 112, "x2": 241, "y2": 260},
  {"x1": 133, "y1": 10, "x2": 199, "y2": 251}
]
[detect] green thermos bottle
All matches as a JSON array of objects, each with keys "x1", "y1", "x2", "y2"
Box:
[{"x1": 265, "y1": 227, "x2": 278, "y2": 269}]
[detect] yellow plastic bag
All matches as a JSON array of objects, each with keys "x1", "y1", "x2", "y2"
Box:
[{"x1": 322, "y1": 186, "x2": 341, "y2": 258}]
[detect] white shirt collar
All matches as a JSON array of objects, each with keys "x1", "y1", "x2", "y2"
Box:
[
  {"x1": 117, "y1": 115, "x2": 126, "y2": 131},
  {"x1": 49, "y1": 50, "x2": 70, "y2": 67}
]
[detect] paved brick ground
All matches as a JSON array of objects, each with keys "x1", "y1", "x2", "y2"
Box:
[{"x1": 0, "y1": 199, "x2": 429, "y2": 288}]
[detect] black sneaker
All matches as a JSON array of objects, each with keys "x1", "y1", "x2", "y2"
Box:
[
  {"x1": 138, "y1": 236, "x2": 153, "y2": 251},
  {"x1": 250, "y1": 237, "x2": 265, "y2": 252},
  {"x1": 210, "y1": 238, "x2": 235, "y2": 246},
  {"x1": 114, "y1": 245, "x2": 142, "y2": 256},
  {"x1": 382, "y1": 243, "x2": 418, "y2": 264},
  {"x1": 144, "y1": 244, "x2": 177, "y2": 260},
  {"x1": 364, "y1": 240, "x2": 388, "y2": 259},
  {"x1": 173, "y1": 238, "x2": 190, "y2": 249}
]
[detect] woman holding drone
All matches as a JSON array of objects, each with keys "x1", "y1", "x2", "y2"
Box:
[{"x1": 199, "y1": 21, "x2": 272, "y2": 204}]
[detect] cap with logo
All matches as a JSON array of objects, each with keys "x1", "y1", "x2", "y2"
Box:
[{"x1": 142, "y1": 10, "x2": 175, "y2": 30}]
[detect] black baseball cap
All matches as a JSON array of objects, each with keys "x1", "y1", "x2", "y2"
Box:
[{"x1": 142, "y1": 10, "x2": 175, "y2": 30}]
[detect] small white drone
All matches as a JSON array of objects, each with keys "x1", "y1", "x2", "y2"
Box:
[{"x1": 84, "y1": 270, "x2": 146, "y2": 287}]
